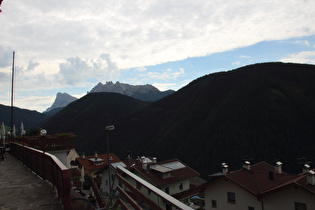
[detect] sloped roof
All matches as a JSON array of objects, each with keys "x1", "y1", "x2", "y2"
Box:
[
  {"x1": 76, "y1": 153, "x2": 121, "y2": 172},
  {"x1": 130, "y1": 158, "x2": 200, "y2": 188},
  {"x1": 206, "y1": 161, "x2": 315, "y2": 198}
]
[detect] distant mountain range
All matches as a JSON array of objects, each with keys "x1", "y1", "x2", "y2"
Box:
[
  {"x1": 42, "y1": 62, "x2": 315, "y2": 177},
  {"x1": 44, "y1": 82, "x2": 175, "y2": 113},
  {"x1": 3, "y1": 62, "x2": 315, "y2": 178},
  {"x1": 90, "y1": 81, "x2": 175, "y2": 101}
]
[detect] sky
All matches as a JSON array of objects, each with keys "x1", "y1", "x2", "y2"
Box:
[{"x1": 1, "y1": 0, "x2": 315, "y2": 113}]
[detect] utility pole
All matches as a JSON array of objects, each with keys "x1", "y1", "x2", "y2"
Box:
[{"x1": 10, "y1": 51, "x2": 15, "y2": 141}]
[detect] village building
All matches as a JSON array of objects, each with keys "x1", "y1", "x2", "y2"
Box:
[
  {"x1": 203, "y1": 161, "x2": 315, "y2": 210},
  {"x1": 120, "y1": 156, "x2": 205, "y2": 209},
  {"x1": 75, "y1": 152, "x2": 122, "y2": 176}
]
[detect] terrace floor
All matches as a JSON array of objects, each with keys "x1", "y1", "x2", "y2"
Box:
[{"x1": 0, "y1": 152, "x2": 63, "y2": 209}]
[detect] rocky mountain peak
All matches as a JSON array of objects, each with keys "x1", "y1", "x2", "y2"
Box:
[{"x1": 44, "y1": 92, "x2": 77, "y2": 113}]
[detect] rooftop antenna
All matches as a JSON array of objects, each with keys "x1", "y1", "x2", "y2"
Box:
[{"x1": 10, "y1": 51, "x2": 15, "y2": 141}]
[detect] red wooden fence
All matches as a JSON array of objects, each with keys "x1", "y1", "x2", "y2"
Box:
[{"x1": 10, "y1": 142, "x2": 71, "y2": 210}]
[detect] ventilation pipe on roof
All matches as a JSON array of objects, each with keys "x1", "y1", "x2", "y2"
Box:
[
  {"x1": 303, "y1": 163, "x2": 311, "y2": 173},
  {"x1": 136, "y1": 156, "x2": 141, "y2": 165},
  {"x1": 153, "y1": 157, "x2": 157, "y2": 163},
  {"x1": 307, "y1": 170, "x2": 315, "y2": 186},
  {"x1": 142, "y1": 160, "x2": 148, "y2": 170},
  {"x1": 127, "y1": 154, "x2": 131, "y2": 165},
  {"x1": 275, "y1": 161, "x2": 282, "y2": 174},
  {"x1": 94, "y1": 151, "x2": 98, "y2": 160},
  {"x1": 82, "y1": 153, "x2": 85, "y2": 160},
  {"x1": 222, "y1": 163, "x2": 228, "y2": 175},
  {"x1": 243, "y1": 161, "x2": 251, "y2": 170}
]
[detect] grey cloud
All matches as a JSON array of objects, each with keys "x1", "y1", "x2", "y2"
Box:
[
  {"x1": 26, "y1": 60, "x2": 40, "y2": 71},
  {"x1": 56, "y1": 54, "x2": 120, "y2": 85},
  {"x1": 0, "y1": 46, "x2": 14, "y2": 68}
]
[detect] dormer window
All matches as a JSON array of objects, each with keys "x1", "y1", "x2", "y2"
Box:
[{"x1": 89, "y1": 157, "x2": 104, "y2": 166}]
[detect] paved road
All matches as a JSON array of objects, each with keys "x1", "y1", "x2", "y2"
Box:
[{"x1": 0, "y1": 153, "x2": 63, "y2": 210}]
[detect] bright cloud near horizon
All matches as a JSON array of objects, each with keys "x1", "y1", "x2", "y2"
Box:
[{"x1": 1, "y1": 0, "x2": 315, "y2": 112}]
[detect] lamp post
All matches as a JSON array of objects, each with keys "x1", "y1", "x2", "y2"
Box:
[
  {"x1": 105, "y1": 125, "x2": 114, "y2": 208},
  {"x1": 40, "y1": 129, "x2": 47, "y2": 179}
]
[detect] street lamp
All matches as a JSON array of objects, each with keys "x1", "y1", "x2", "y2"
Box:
[
  {"x1": 40, "y1": 129, "x2": 47, "y2": 180},
  {"x1": 105, "y1": 125, "x2": 114, "y2": 208}
]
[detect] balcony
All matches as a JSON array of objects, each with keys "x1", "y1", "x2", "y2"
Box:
[{"x1": 13, "y1": 133, "x2": 75, "y2": 152}]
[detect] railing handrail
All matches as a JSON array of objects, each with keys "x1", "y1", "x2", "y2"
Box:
[{"x1": 10, "y1": 142, "x2": 71, "y2": 210}]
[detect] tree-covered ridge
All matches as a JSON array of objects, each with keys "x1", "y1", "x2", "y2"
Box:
[{"x1": 42, "y1": 62, "x2": 315, "y2": 177}]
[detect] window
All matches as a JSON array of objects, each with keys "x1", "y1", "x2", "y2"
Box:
[
  {"x1": 248, "y1": 207, "x2": 254, "y2": 210},
  {"x1": 227, "y1": 192, "x2": 236, "y2": 204},
  {"x1": 211, "y1": 200, "x2": 217, "y2": 208},
  {"x1": 295, "y1": 202, "x2": 307, "y2": 210},
  {"x1": 165, "y1": 187, "x2": 170, "y2": 194},
  {"x1": 179, "y1": 183, "x2": 183, "y2": 190}
]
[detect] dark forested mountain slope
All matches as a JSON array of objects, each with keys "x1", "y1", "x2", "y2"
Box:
[
  {"x1": 43, "y1": 62, "x2": 315, "y2": 177},
  {"x1": 43, "y1": 92, "x2": 150, "y2": 153},
  {"x1": 0, "y1": 104, "x2": 47, "y2": 131},
  {"x1": 111, "y1": 62, "x2": 315, "y2": 176}
]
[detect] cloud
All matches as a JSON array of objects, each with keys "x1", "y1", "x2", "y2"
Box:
[
  {"x1": 153, "y1": 83, "x2": 177, "y2": 91},
  {"x1": 26, "y1": 60, "x2": 40, "y2": 71},
  {"x1": 0, "y1": 46, "x2": 13, "y2": 68},
  {"x1": 2, "y1": 0, "x2": 315, "y2": 70},
  {"x1": 135, "y1": 67, "x2": 147, "y2": 72},
  {"x1": 280, "y1": 51, "x2": 315, "y2": 64},
  {"x1": 293, "y1": 40, "x2": 311, "y2": 47},
  {"x1": 232, "y1": 61, "x2": 241, "y2": 66},
  {"x1": 2, "y1": 0, "x2": 315, "y2": 111},
  {"x1": 141, "y1": 68, "x2": 185, "y2": 80},
  {"x1": 56, "y1": 54, "x2": 120, "y2": 85}
]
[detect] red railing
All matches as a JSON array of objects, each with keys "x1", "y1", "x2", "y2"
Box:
[
  {"x1": 10, "y1": 142, "x2": 71, "y2": 210},
  {"x1": 13, "y1": 135, "x2": 74, "y2": 152}
]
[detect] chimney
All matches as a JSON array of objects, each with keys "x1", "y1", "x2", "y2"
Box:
[
  {"x1": 82, "y1": 153, "x2": 85, "y2": 160},
  {"x1": 307, "y1": 170, "x2": 315, "y2": 186},
  {"x1": 221, "y1": 163, "x2": 228, "y2": 175},
  {"x1": 303, "y1": 163, "x2": 311, "y2": 173},
  {"x1": 136, "y1": 156, "x2": 141, "y2": 165},
  {"x1": 152, "y1": 157, "x2": 157, "y2": 163},
  {"x1": 127, "y1": 154, "x2": 131, "y2": 165},
  {"x1": 275, "y1": 161, "x2": 283, "y2": 173},
  {"x1": 243, "y1": 161, "x2": 251, "y2": 170},
  {"x1": 95, "y1": 151, "x2": 98, "y2": 159},
  {"x1": 142, "y1": 159, "x2": 148, "y2": 170}
]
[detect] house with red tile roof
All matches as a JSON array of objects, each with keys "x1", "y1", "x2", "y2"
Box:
[
  {"x1": 122, "y1": 156, "x2": 205, "y2": 209},
  {"x1": 76, "y1": 152, "x2": 122, "y2": 175},
  {"x1": 204, "y1": 161, "x2": 315, "y2": 210}
]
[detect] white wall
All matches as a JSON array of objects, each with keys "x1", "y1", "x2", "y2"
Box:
[
  {"x1": 204, "y1": 179, "x2": 262, "y2": 210},
  {"x1": 262, "y1": 186, "x2": 315, "y2": 210},
  {"x1": 49, "y1": 150, "x2": 68, "y2": 167},
  {"x1": 101, "y1": 167, "x2": 119, "y2": 196},
  {"x1": 67, "y1": 148, "x2": 79, "y2": 168}
]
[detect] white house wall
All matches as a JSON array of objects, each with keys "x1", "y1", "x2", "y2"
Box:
[
  {"x1": 262, "y1": 186, "x2": 315, "y2": 210},
  {"x1": 102, "y1": 167, "x2": 119, "y2": 196},
  {"x1": 49, "y1": 150, "x2": 68, "y2": 168},
  {"x1": 204, "y1": 179, "x2": 262, "y2": 210}
]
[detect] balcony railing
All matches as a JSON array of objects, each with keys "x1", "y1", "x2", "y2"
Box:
[
  {"x1": 10, "y1": 142, "x2": 71, "y2": 210},
  {"x1": 13, "y1": 133, "x2": 75, "y2": 152}
]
